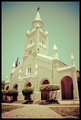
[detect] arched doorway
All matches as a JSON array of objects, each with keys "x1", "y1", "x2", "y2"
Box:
[
  {"x1": 13, "y1": 84, "x2": 18, "y2": 90},
  {"x1": 24, "y1": 82, "x2": 32, "y2": 100},
  {"x1": 13, "y1": 84, "x2": 18, "y2": 101},
  {"x1": 41, "y1": 79, "x2": 49, "y2": 100},
  {"x1": 42, "y1": 80, "x2": 49, "y2": 84},
  {"x1": 6, "y1": 86, "x2": 9, "y2": 90},
  {"x1": 25, "y1": 82, "x2": 31, "y2": 87},
  {"x1": 61, "y1": 76, "x2": 73, "y2": 100}
]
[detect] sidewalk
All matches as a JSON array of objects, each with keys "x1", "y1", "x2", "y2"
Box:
[{"x1": 2, "y1": 104, "x2": 63, "y2": 118}]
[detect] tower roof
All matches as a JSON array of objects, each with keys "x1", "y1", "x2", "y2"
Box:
[
  {"x1": 32, "y1": 8, "x2": 44, "y2": 28},
  {"x1": 34, "y1": 11, "x2": 42, "y2": 21}
]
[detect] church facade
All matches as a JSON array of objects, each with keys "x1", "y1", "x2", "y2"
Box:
[{"x1": 5, "y1": 10, "x2": 79, "y2": 102}]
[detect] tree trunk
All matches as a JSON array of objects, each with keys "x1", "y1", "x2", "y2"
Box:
[{"x1": 25, "y1": 94, "x2": 31, "y2": 101}]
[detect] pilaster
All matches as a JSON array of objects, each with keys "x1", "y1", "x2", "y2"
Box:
[{"x1": 71, "y1": 68, "x2": 79, "y2": 100}]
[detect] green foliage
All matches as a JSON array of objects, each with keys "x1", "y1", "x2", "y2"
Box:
[
  {"x1": 22, "y1": 87, "x2": 33, "y2": 96},
  {"x1": 2, "y1": 89, "x2": 18, "y2": 96},
  {"x1": 39, "y1": 84, "x2": 60, "y2": 92},
  {"x1": 2, "y1": 90, "x2": 8, "y2": 95},
  {"x1": 6, "y1": 89, "x2": 18, "y2": 96}
]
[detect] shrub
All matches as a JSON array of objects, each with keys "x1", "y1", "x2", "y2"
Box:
[
  {"x1": 6, "y1": 89, "x2": 18, "y2": 96},
  {"x1": 1, "y1": 89, "x2": 18, "y2": 102},
  {"x1": 22, "y1": 87, "x2": 33, "y2": 101},
  {"x1": 1, "y1": 90, "x2": 8, "y2": 102},
  {"x1": 22, "y1": 87, "x2": 33, "y2": 96},
  {"x1": 2, "y1": 89, "x2": 18, "y2": 96},
  {"x1": 39, "y1": 84, "x2": 60, "y2": 101},
  {"x1": 2, "y1": 90, "x2": 8, "y2": 95},
  {"x1": 39, "y1": 84, "x2": 60, "y2": 92}
]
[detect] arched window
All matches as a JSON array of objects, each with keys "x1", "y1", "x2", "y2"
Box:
[
  {"x1": 13, "y1": 84, "x2": 18, "y2": 90},
  {"x1": 26, "y1": 66, "x2": 31, "y2": 75},
  {"x1": 28, "y1": 66, "x2": 31, "y2": 74},
  {"x1": 42, "y1": 79, "x2": 49, "y2": 85},
  {"x1": 25, "y1": 82, "x2": 32, "y2": 87}
]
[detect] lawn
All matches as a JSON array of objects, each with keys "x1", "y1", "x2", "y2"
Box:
[
  {"x1": 1, "y1": 104, "x2": 24, "y2": 113},
  {"x1": 49, "y1": 106, "x2": 80, "y2": 119},
  {"x1": 43, "y1": 103, "x2": 80, "y2": 119}
]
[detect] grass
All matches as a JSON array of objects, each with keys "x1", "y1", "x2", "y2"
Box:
[
  {"x1": 1, "y1": 104, "x2": 24, "y2": 113},
  {"x1": 44, "y1": 103, "x2": 80, "y2": 119},
  {"x1": 49, "y1": 107, "x2": 80, "y2": 119},
  {"x1": 44, "y1": 103, "x2": 79, "y2": 107}
]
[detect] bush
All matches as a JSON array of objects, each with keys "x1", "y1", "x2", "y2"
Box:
[
  {"x1": 39, "y1": 84, "x2": 60, "y2": 92},
  {"x1": 6, "y1": 89, "x2": 18, "y2": 96},
  {"x1": 1, "y1": 90, "x2": 8, "y2": 102},
  {"x1": 22, "y1": 87, "x2": 33, "y2": 96},
  {"x1": 22, "y1": 87, "x2": 33, "y2": 101},
  {"x1": 1, "y1": 89, "x2": 18, "y2": 102},
  {"x1": 2, "y1": 90, "x2": 8, "y2": 95},
  {"x1": 2, "y1": 89, "x2": 18, "y2": 96},
  {"x1": 39, "y1": 84, "x2": 60, "y2": 101}
]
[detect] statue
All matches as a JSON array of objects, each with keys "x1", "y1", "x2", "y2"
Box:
[
  {"x1": 37, "y1": 7, "x2": 40, "y2": 11},
  {"x1": 15, "y1": 57, "x2": 19, "y2": 67}
]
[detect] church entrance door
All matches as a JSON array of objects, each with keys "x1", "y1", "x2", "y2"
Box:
[{"x1": 61, "y1": 76, "x2": 73, "y2": 100}]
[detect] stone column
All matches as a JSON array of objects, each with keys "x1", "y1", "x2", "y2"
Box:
[
  {"x1": 71, "y1": 68, "x2": 79, "y2": 100},
  {"x1": 59, "y1": 83, "x2": 62, "y2": 100}
]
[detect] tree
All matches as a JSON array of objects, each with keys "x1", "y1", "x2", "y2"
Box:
[
  {"x1": 1, "y1": 89, "x2": 18, "y2": 102},
  {"x1": 22, "y1": 87, "x2": 33, "y2": 101},
  {"x1": 39, "y1": 84, "x2": 60, "y2": 101},
  {"x1": 6, "y1": 89, "x2": 18, "y2": 101}
]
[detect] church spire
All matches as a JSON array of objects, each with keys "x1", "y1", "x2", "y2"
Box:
[
  {"x1": 32, "y1": 8, "x2": 44, "y2": 28},
  {"x1": 34, "y1": 10, "x2": 41, "y2": 21},
  {"x1": 52, "y1": 44, "x2": 59, "y2": 60}
]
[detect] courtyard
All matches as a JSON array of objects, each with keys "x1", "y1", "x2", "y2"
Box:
[{"x1": 1, "y1": 102, "x2": 80, "y2": 119}]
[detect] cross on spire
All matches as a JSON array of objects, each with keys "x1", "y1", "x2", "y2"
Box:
[{"x1": 37, "y1": 7, "x2": 40, "y2": 11}]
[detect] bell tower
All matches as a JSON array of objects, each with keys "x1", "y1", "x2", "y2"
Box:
[{"x1": 23, "y1": 8, "x2": 49, "y2": 61}]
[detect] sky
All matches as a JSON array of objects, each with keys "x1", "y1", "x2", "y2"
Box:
[{"x1": 2, "y1": 2, "x2": 80, "y2": 81}]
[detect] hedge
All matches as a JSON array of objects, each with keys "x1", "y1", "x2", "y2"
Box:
[
  {"x1": 6, "y1": 89, "x2": 18, "y2": 96},
  {"x1": 2, "y1": 89, "x2": 18, "y2": 96},
  {"x1": 39, "y1": 84, "x2": 60, "y2": 91},
  {"x1": 2, "y1": 90, "x2": 8, "y2": 95},
  {"x1": 22, "y1": 87, "x2": 33, "y2": 96}
]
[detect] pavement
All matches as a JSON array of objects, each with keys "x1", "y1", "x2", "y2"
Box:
[{"x1": 2, "y1": 104, "x2": 63, "y2": 118}]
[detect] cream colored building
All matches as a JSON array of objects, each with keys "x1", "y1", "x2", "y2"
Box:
[{"x1": 5, "y1": 10, "x2": 79, "y2": 102}]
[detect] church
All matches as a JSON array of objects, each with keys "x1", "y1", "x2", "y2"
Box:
[{"x1": 5, "y1": 9, "x2": 79, "y2": 102}]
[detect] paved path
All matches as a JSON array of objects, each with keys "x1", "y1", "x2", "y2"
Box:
[{"x1": 2, "y1": 104, "x2": 63, "y2": 118}]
